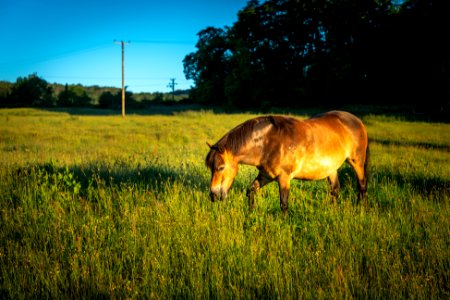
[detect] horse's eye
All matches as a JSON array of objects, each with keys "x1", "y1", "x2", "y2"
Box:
[{"x1": 217, "y1": 165, "x2": 225, "y2": 172}]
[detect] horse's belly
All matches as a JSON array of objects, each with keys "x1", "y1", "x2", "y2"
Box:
[{"x1": 292, "y1": 155, "x2": 345, "y2": 180}]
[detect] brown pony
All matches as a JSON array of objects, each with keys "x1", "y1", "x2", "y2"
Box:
[{"x1": 205, "y1": 111, "x2": 369, "y2": 213}]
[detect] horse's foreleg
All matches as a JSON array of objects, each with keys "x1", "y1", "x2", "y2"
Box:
[
  {"x1": 357, "y1": 183, "x2": 368, "y2": 205},
  {"x1": 247, "y1": 173, "x2": 273, "y2": 209},
  {"x1": 277, "y1": 174, "x2": 291, "y2": 214},
  {"x1": 246, "y1": 180, "x2": 259, "y2": 210},
  {"x1": 327, "y1": 172, "x2": 340, "y2": 203}
]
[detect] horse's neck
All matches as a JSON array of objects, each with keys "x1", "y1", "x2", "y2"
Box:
[
  {"x1": 235, "y1": 121, "x2": 274, "y2": 166},
  {"x1": 235, "y1": 141, "x2": 263, "y2": 166}
]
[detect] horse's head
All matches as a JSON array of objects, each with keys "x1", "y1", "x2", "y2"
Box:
[{"x1": 205, "y1": 143, "x2": 239, "y2": 202}]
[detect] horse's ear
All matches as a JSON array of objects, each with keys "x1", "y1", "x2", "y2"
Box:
[{"x1": 207, "y1": 142, "x2": 225, "y2": 154}]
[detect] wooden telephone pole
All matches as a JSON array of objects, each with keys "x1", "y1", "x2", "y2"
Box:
[{"x1": 114, "y1": 40, "x2": 129, "y2": 117}]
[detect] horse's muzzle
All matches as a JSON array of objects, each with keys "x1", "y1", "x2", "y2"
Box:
[{"x1": 210, "y1": 190, "x2": 227, "y2": 202}]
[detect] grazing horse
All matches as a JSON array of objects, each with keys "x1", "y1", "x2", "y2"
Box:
[{"x1": 205, "y1": 111, "x2": 369, "y2": 213}]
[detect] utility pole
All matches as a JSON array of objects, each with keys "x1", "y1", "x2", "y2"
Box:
[
  {"x1": 114, "y1": 40, "x2": 130, "y2": 117},
  {"x1": 167, "y1": 78, "x2": 177, "y2": 102}
]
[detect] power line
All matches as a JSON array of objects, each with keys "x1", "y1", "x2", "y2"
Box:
[
  {"x1": 132, "y1": 40, "x2": 195, "y2": 45},
  {"x1": 0, "y1": 43, "x2": 113, "y2": 66}
]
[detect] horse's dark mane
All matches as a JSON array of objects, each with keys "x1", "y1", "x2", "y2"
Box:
[
  {"x1": 206, "y1": 116, "x2": 274, "y2": 169},
  {"x1": 219, "y1": 116, "x2": 272, "y2": 154}
]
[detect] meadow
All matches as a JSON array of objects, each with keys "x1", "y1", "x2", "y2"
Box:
[{"x1": 0, "y1": 107, "x2": 449, "y2": 299}]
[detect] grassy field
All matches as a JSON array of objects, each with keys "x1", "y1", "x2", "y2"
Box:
[{"x1": 0, "y1": 107, "x2": 449, "y2": 299}]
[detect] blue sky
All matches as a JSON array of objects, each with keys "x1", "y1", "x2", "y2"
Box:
[{"x1": 0, "y1": 0, "x2": 248, "y2": 92}]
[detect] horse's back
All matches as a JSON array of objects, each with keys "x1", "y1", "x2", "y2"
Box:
[
  {"x1": 266, "y1": 111, "x2": 366, "y2": 148},
  {"x1": 309, "y1": 110, "x2": 367, "y2": 140},
  {"x1": 310, "y1": 110, "x2": 362, "y2": 125}
]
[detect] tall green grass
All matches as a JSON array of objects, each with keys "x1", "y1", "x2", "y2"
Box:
[{"x1": 0, "y1": 108, "x2": 449, "y2": 298}]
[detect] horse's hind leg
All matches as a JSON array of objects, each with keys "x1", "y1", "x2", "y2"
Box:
[
  {"x1": 327, "y1": 172, "x2": 340, "y2": 203},
  {"x1": 247, "y1": 173, "x2": 273, "y2": 209},
  {"x1": 347, "y1": 157, "x2": 368, "y2": 204}
]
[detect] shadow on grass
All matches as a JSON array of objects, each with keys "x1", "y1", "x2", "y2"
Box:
[
  {"x1": 371, "y1": 138, "x2": 450, "y2": 152},
  {"x1": 44, "y1": 104, "x2": 223, "y2": 116},
  {"x1": 373, "y1": 166, "x2": 450, "y2": 201},
  {"x1": 12, "y1": 160, "x2": 211, "y2": 204},
  {"x1": 11, "y1": 103, "x2": 450, "y2": 122},
  {"x1": 335, "y1": 163, "x2": 449, "y2": 205},
  {"x1": 79, "y1": 163, "x2": 210, "y2": 193}
]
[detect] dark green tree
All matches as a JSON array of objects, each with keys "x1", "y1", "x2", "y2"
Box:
[
  {"x1": 0, "y1": 81, "x2": 13, "y2": 107},
  {"x1": 98, "y1": 91, "x2": 116, "y2": 108},
  {"x1": 9, "y1": 74, "x2": 54, "y2": 107},
  {"x1": 98, "y1": 90, "x2": 135, "y2": 109},
  {"x1": 184, "y1": 0, "x2": 449, "y2": 111},
  {"x1": 183, "y1": 26, "x2": 231, "y2": 104},
  {"x1": 58, "y1": 84, "x2": 92, "y2": 107}
]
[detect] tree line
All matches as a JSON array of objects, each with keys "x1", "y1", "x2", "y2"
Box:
[
  {"x1": 0, "y1": 74, "x2": 190, "y2": 109},
  {"x1": 183, "y1": 0, "x2": 449, "y2": 111}
]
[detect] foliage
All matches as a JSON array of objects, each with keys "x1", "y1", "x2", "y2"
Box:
[
  {"x1": 58, "y1": 84, "x2": 92, "y2": 107},
  {"x1": 0, "y1": 81, "x2": 13, "y2": 103},
  {"x1": 98, "y1": 90, "x2": 137, "y2": 109},
  {"x1": 0, "y1": 76, "x2": 190, "y2": 109},
  {"x1": 0, "y1": 108, "x2": 449, "y2": 298},
  {"x1": 183, "y1": 27, "x2": 231, "y2": 105},
  {"x1": 184, "y1": 0, "x2": 450, "y2": 109},
  {"x1": 7, "y1": 74, "x2": 55, "y2": 107}
]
